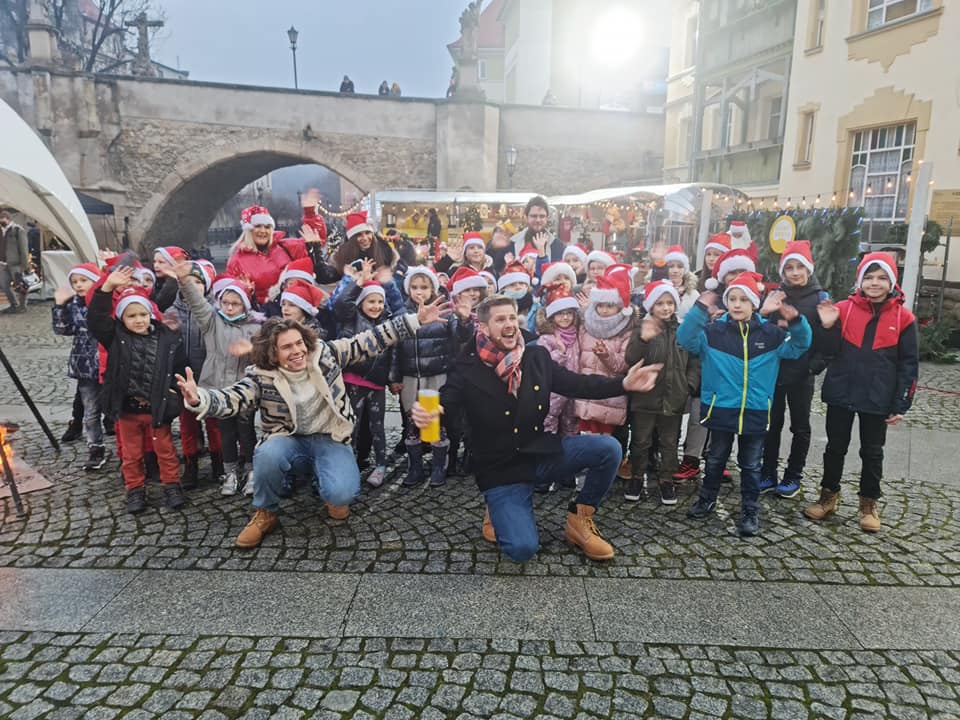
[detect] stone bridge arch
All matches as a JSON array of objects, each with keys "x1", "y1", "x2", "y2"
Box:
[{"x1": 132, "y1": 137, "x2": 378, "y2": 251}]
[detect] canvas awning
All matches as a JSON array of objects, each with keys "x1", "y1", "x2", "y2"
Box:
[{"x1": 0, "y1": 99, "x2": 98, "y2": 263}]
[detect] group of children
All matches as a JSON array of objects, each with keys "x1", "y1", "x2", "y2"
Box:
[{"x1": 52, "y1": 210, "x2": 918, "y2": 539}]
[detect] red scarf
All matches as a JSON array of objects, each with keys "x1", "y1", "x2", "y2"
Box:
[{"x1": 476, "y1": 332, "x2": 525, "y2": 398}]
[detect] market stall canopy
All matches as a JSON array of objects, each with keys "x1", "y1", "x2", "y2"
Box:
[
  {"x1": 550, "y1": 182, "x2": 748, "y2": 221},
  {"x1": 75, "y1": 191, "x2": 115, "y2": 216},
  {"x1": 0, "y1": 99, "x2": 98, "y2": 263},
  {"x1": 373, "y1": 190, "x2": 538, "y2": 207}
]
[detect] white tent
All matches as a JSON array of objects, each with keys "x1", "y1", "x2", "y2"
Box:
[{"x1": 0, "y1": 98, "x2": 98, "y2": 263}]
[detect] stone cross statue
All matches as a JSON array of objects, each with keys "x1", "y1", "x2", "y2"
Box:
[{"x1": 125, "y1": 11, "x2": 164, "y2": 76}]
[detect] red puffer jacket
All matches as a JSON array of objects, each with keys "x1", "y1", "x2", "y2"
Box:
[{"x1": 226, "y1": 236, "x2": 308, "y2": 304}]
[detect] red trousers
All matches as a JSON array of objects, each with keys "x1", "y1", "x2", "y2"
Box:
[
  {"x1": 117, "y1": 414, "x2": 179, "y2": 490},
  {"x1": 179, "y1": 409, "x2": 222, "y2": 457},
  {"x1": 114, "y1": 419, "x2": 154, "y2": 460}
]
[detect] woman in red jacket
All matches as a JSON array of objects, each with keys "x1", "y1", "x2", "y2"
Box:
[{"x1": 226, "y1": 205, "x2": 308, "y2": 305}]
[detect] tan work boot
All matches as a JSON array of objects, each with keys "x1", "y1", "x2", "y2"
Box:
[
  {"x1": 858, "y1": 496, "x2": 881, "y2": 532},
  {"x1": 482, "y1": 507, "x2": 496, "y2": 544},
  {"x1": 803, "y1": 488, "x2": 840, "y2": 521},
  {"x1": 565, "y1": 504, "x2": 614, "y2": 561},
  {"x1": 236, "y1": 509, "x2": 279, "y2": 549},
  {"x1": 617, "y1": 457, "x2": 632, "y2": 480},
  {"x1": 327, "y1": 504, "x2": 350, "y2": 521}
]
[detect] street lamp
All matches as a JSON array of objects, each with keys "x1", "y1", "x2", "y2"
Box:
[
  {"x1": 506, "y1": 145, "x2": 518, "y2": 189},
  {"x1": 287, "y1": 25, "x2": 299, "y2": 89}
]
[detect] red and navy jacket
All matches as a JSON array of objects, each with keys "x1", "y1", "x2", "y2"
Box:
[{"x1": 820, "y1": 291, "x2": 919, "y2": 416}]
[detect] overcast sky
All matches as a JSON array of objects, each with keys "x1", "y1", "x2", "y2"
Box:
[{"x1": 153, "y1": 0, "x2": 469, "y2": 98}]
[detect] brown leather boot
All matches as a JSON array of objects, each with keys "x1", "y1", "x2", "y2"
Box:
[
  {"x1": 564, "y1": 504, "x2": 614, "y2": 561},
  {"x1": 327, "y1": 503, "x2": 350, "y2": 521},
  {"x1": 616, "y1": 457, "x2": 632, "y2": 480},
  {"x1": 482, "y1": 507, "x2": 496, "y2": 544},
  {"x1": 858, "y1": 496, "x2": 881, "y2": 532},
  {"x1": 236, "y1": 509, "x2": 278, "y2": 549},
  {"x1": 803, "y1": 487, "x2": 840, "y2": 521}
]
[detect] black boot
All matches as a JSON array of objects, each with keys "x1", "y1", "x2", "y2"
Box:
[
  {"x1": 60, "y1": 420, "x2": 83, "y2": 443},
  {"x1": 126, "y1": 486, "x2": 147, "y2": 514},
  {"x1": 181, "y1": 455, "x2": 199, "y2": 490},
  {"x1": 429, "y1": 443, "x2": 449, "y2": 487},
  {"x1": 446, "y1": 438, "x2": 460, "y2": 477},
  {"x1": 461, "y1": 445, "x2": 474, "y2": 476},
  {"x1": 402, "y1": 441, "x2": 426, "y2": 487},
  {"x1": 144, "y1": 451, "x2": 160, "y2": 484},
  {"x1": 210, "y1": 452, "x2": 224, "y2": 483}
]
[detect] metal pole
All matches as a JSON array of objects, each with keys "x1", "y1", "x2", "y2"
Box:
[
  {"x1": 0, "y1": 436, "x2": 25, "y2": 518},
  {"x1": 292, "y1": 46, "x2": 298, "y2": 89},
  {"x1": 0, "y1": 344, "x2": 60, "y2": 451},
  {"x1": 937, "y1": 218, "x2": 953, "y2": 322},
  {"x1": 902, "y1": 162, "x2": 934, "y2": 310},
  {"x1": 695, "y1": 189, "x2": 714, "y2": 269}
]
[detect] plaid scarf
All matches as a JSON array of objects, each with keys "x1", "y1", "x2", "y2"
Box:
[{"x1": 476, "y1": 331, "x2": 525, "y2": 398}]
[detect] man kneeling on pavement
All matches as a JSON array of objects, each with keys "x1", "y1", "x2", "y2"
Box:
[{"x1": 412, "y1": 294, "x2": 662, "y2": 563}]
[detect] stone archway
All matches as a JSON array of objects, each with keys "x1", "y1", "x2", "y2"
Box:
[{"x1": 132, "y1": 136, "x2": 377, "y2": 251}]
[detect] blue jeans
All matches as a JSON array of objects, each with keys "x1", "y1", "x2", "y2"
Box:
[
  {"x1": 702, "y1": 430, "x2": 765, "y2": 510},
  {"x1": 252, "y1": 433, "x2": 360, "y2": 512},
  {"x1": 77, "y1": 379, "x2": 103, "y2": 447},
  {"x1": 483, "y1": 434, "x2": 621, "y2": 563}
]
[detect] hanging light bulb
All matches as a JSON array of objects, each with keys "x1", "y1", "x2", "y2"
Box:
[{"x1": 866, "y1": 183, "x2": 873, "y2": 194}]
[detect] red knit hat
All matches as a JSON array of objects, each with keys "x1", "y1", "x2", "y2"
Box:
[
  {"x1": 642, "y1": 279, "x2": 681, "y2": 313},
  {"x1": 355, "y1": 280, "x2": 385, "y2": 305},
  {"x1": 346, "y1": 211, "x2": 373, "y2": 240},
  {"x1": 462, "y1": 232, "x2": 485, "y2": 251},
  {"x1": 281, "y1": 279, "x2": 325, "y2": 317},
  {"x1": 705, "y1": 247, "x2": 757, "y2": 290},
  {"x1": 241, "y1": 205, "x2": 274, "y2": 230},
  {"x1": 778, "y1": 240, "x2": 814, "y2": 277},
  {"x1": 498, "y1": 260, "x2": 532, "y2": 291},
  {"x1": 856, "y1": 252, "x2": 898, "y2": 288},
  {"x1": 279, "y1": 257, "x2": 317, "y2": 286},
  {"x1": 68, "y1": 263, "x2": 102, "y2": 284},
  {"x1": 705, "y1": 232, "x2": 732, "y2": 255},
  {"x1": 542, "y1": 282, "x2": 579, "y2": 318},
  {"x1": 664, "y1": 245, "x2": 690, "y2": 272},
  {"x1": 448, "y1": 266, "x2": 488, "y2": 296},
  {"x1": 723, "y1": 271, "x2": 765, "y2": 309},
  {"x1": 590, "y1": 270, "x2": 633, "y2": 316}
]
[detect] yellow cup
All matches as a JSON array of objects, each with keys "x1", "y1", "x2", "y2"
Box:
[{"x1": 418, "y1": 389, "x2": 441, "y2": 443}]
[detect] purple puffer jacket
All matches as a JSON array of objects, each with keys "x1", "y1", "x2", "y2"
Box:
[{"x1": 537, "y1": 330, "x2": 580, "y2": 436}]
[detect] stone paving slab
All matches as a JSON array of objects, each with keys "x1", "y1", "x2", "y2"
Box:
[
  {"x1": 344, "y1": 574, "x2": 593, "y2": 641},
  {"x1": 0, "y1": 568, "x2": 136, "y2": 632},
  {"x1": 83, "y1": 570, "x2": 360, "y2": 638}
]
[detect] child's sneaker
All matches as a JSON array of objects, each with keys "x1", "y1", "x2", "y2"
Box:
[
  {"x1": 367, "y1": 466, "x2": 386, "y2": 488},
  {"x1": 624, "y1": 475, "x2": 645, "y2": 502},
  {"x1": 243, "y1": 469, "x2": 255, "y2": 496},
  {"x1": 758, "y1": 475, "x2": 777, "y2": 494},
  {"x1": 220, "y1": 471, "x2": 239, "y2": 496},
  {"x1": 83, "y1": 445, "x2": 108, "y2": 471},
  {"x1": 673, "y1": 457, "x2": 699, "y2": 480},
  {"x1": 776, "y1": 478, "x2": 802, "y2": 498},
  {"x1": 686, "y1": 496, "x2": 717, "y2": 519},
  {"x1": 659, "y1": 480, "x2": 677, "y2": 506},
  {"x1": 720, "y1": 468, "x2": 733, "y2": 483},
  {"x1": 738, "y1": 507, "x2": 760, "y2": 536}
]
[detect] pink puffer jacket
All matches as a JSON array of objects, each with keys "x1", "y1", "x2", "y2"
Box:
[
  {"x1": 575, "y1": 323, "x2": 632, "y2": 426},
  {"x1": 537, "y1": 331, "x2": 580, "y2": 436}
]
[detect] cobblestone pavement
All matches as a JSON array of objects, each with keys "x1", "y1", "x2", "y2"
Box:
[{"x1": 3, "y1": 304, "x2": 960, "y2": 719}]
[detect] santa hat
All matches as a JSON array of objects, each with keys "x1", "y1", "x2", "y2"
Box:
[
  {"x1": 346, "y1": 211, "x2": 374, "y2": 240},
  {"x1": 586, "y1": 249, "x2": 616, "y2": 269},
  {"x1": 664, "y1": 245, "x2": 690, "y2": 272},
  {"x1": 211, "y1": 274, "x2": 235, "y2": 298},
  {"x1": 114, "y1": 288, "x2": 158, "y2": 320},
  {"x1": 188, "y1": 261, "x2": 214, "y2": 292},
  {"x1": 68, "y1": 263, "x2": 102, "y2": 284},
  {"x1": 279, "y1": 257, "x2": 317, "y2": 286},
  {"x1": 605, "y1": 263, "x2": 633, "y2": 278},
  {"x1": 448, "y1": 266, "x2": 487, "y2": 296},
  {"x1": 543, "y1": 282, "x2": 580, "y2": 318},
  {"x1": 642, "y1": 279, "x2": 681, "y2": 314},
  {"x1": 856, "y1": 252, "x2": 898, "y2": 289},
  {"x1": 462, "y1": 232, "x2": 485, "y2": 251},
  {"x1": 705, "y1": 232, "x2": 732, "y2": 255},
  {"x1": 778, "y1": 240, "x2": 815, "y2": 277},
  {"x1": 727, "y1": 220, "x2": 751, "y2": 248},
  {"x1": 540, "y1": 261, "x2": 577, "y2": 288},
  {"x1": 356, "y1": 280, "x2": 385, "y2": 305},
  {"x1": 498, "y1": 261, "x2": 532, "y2": 290},
  {"x1": 590, "y1": 271, "x2": 633, "y2": 316},
  {"x1": 154, "y1": 246, "x2": 188, "y2": 266},
  {"x1": 478, "y1": 270, "x2": 496, "y2": 288},
  {"x1": 281, "y1": 280, "x2": 325, "y2": 317},
  {"x1": 705, "y1": 248, "x2": 757, "y2": 290},
  {"x1": 723, "y1": 271, "x2": 765, "y2": 309},
  {"x1": 519, "y1": 245, "x2": 539, "y2": 262},
  {"x1": 133, "y1": 266, "x2": 155, "y2": 286},
  {"x1": 403, "y1": 265, "x2": 440, "y2": 295},
  {"x1": 216, "y1": 282, "x2": 252, "y2": 311},
  {"x1": 241, "y1": 205, "x2": 275, "y2": 230},
  {"x1": 562, "y1": 244, "x2": 588, "y2": 265}
]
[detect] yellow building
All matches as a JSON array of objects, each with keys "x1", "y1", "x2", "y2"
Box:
[{"x1": 778, "y1": 0, "x2": 958, "y2": 273}]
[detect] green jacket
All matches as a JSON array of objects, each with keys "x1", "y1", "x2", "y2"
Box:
[{"x1": 624, "y1": 317, "x2": 700, "y2": 416}]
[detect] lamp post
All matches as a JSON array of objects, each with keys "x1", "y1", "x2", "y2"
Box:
[
  {"x1": 506, "y1": 145, "x2": 518, "y2": 190},
  {"x1": 287, "y1": 26, "x2": 299, "y2": 89}
]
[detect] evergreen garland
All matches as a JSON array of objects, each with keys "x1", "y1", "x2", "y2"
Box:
[{"x1": 727, "y1": 208, "x2": 864, "y2": 299}]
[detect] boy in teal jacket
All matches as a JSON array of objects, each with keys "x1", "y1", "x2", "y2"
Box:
[{"x1": 677, "y1": 271, "x2": 811, "y2": 536}]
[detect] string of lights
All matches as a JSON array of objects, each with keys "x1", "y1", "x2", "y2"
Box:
[{"x1": 314, "y1": 194, "x2": 369, "y2": 218}]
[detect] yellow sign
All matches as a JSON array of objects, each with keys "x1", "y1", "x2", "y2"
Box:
[
  {"x1": 929, "y1": 189, "x2": 960, "y2": 227},
  {"x1": 769, "y1": 215, "x2": 796, "y2": 254}
]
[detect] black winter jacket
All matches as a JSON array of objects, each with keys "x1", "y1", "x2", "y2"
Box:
[
  {"x1": 389, "y1": 297, "x2": 455, "y2": 382},
  {"x1": 765, "y1": 276, "x2": 829, "y2": 385},
  {"x1": 333, "y1": 280, "x2": 394, "y2": 387},
  {"x1": 441, "y1": 343, "x2": 625, "y2": 492},
  {"x1": 88, "y1": 289, "x2": 188, "y2": 427}
]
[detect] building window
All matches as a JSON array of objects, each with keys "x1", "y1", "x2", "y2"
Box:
[
  {"x1": 678, "y1": 115, "x2": 691, "y2": 166},
  {"x1": 478, "y1": 59, "x2": 487, "y2": 81},
  {"x1": 797, "y1": 111, "x2": 816, "y2": 164},
  {"x1": 683, "y1": 15, "x2": 697, "y2": 67},
  {"x1": 767, "y1": 96, "x2": 783, "y2": 141},
  {"x1": 848, "y1": 122, "x2": 915, "y2": 220},
  {"x1": 812, "y1": 0, "x2": 826, "y2": 47},
  {"x1": 724, "y1": 104, "x2": 737, "y2": 148},
  {"x1": 867, "y1": 0, "x2": 932, "y2": 30}
]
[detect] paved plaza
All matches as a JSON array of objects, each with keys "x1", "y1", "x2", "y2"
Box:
[{"x1": 1, "y1": 303, "x2": 959, "y2": 719}]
